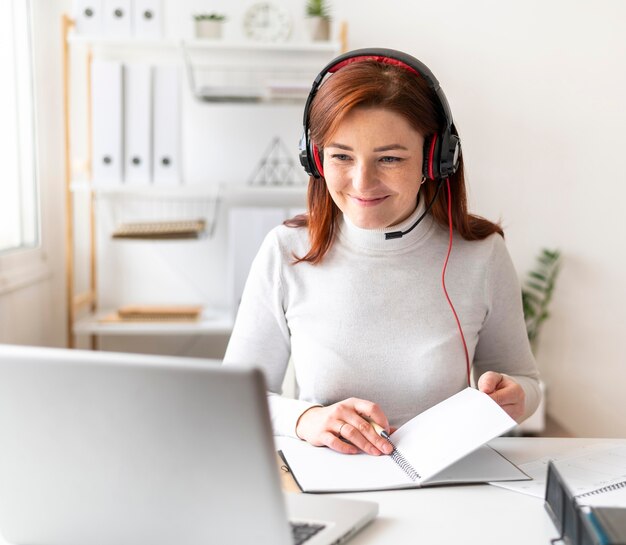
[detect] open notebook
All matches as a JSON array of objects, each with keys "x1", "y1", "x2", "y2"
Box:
[{"x1": 279, "y1": 388, "x2": 530, "y2": 493}]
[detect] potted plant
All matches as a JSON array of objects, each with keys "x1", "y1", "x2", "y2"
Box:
[
  {"x1": 522, "y1": 248, "x2": 562, "y2": 354},
  {"x1": 193, "y1": 13, "x2": 226, "y2": 39},
  {"x1": 305, "y1": 0, "x2": 331, "y2": 41},
  {"x1": 517, "y1": 248, "x2": 562, "y2": 435}
]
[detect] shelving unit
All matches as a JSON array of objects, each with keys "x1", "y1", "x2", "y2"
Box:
[
  {"x1": 181, "y1": 38, "x2": 343, "y2": 103},
  {"x1": 62, "y1": 14, "x2": 345, "y2": 348}
]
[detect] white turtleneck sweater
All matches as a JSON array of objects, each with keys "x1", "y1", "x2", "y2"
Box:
[{"x1": 223, "y1": 202, "x2": 541, "y2": 438}]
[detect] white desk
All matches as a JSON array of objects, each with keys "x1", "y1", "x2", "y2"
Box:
[
  {"x1": 0, "y1": 437, "x2": 620, "y2": 545},
  {"x1": 323, "y1": 438, "x2": 625, "y2": 545}
]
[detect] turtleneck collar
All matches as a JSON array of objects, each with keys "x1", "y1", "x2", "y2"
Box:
[{"x1": 336, "y1": 196, "x2": 435, "y2": 252}]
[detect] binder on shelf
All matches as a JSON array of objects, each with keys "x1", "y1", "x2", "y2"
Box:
[
  {"x1": 92, "y1": 60, "x2": 123, "y2": 185},
  {"x1": 73, "y1": 0, "x2": 103, "y2": 36},
  {"x1": 103, "y1": 0, "x2": 132, "y2": 38},
  {"x1": 152, "y1": 64, "x2": 181, "y2": 186},
  {"x1": 132, "y1": 0, "x2": 163, "y2": 39},
  {"x1": 124, "y1": 63, "x2": 152, "y2": 185}
]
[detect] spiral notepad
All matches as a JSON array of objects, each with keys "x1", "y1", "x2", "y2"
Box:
[
  {"x1": 553, "y1": 444, "x2": 626, "y2": 507},
  {"x1": 490, "y1": 443, "x2": 626, "y2": 501}
]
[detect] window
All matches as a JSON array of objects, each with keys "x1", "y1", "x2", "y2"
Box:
[{"x1": 0, "y1": 0, "x2": 38, "y2": 254}]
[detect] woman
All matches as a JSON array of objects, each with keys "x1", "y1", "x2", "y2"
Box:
[{"x1": 224, "y1": 49, "x2": 540, "y2": 457}]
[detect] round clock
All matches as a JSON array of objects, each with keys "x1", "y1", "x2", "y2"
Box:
[{"x1": 243, "y1": 2, "x2": 292, "y2": 42}]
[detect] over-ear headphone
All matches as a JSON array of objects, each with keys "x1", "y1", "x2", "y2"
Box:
[{"x1": 298, "y1": 48, "x2": 461, "y2": 181}]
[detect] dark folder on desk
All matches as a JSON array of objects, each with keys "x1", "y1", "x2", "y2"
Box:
[{"x1": 545, "y1": 460, "x2": 626, "y2": 545}]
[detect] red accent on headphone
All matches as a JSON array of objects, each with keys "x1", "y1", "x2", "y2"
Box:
[
  {"x1": 312, "y1": 144, "x2": 324, "y2": 178},
  {"x1": 428, "y1": 135, "x2": 438, "y2": 180},
  {"x1": 328, "y1": 56, "x2": 420, "y2": 77}
]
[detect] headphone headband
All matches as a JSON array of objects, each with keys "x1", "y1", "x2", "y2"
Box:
[{"x1": 299, "y1": 48, "x2": 461, "y2": 181}]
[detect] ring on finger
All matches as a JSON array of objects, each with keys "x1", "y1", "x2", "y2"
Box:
[{"x1": 338, "y1": 422, "x2": 347, "y2": 437}]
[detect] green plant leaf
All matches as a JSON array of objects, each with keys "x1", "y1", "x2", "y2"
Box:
[
  {"x1": 522, "y1": 291, "x2": 541, "y2": 303},
  {"x1": 522, "y1": 248, "x2": 562, "y2": 349},
  {"x1": 526, "y1": 281, "x2": 545, "y2": 292}
]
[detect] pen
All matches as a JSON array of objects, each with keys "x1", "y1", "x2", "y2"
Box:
[
  {"x1": 368, "y1": 419, "x2": 419, "y2": 480},
  {"x1": 368, "y1": 419, "x2": 391, "y2": 440}
]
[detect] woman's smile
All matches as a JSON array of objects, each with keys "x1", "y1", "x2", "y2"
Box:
[{"x1": 350, "y1": 195, "x2": 389, "y2": 206}]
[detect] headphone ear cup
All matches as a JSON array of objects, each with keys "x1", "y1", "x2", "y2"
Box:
[
  {"x1": 439, "y1": 130, "x2": 461, "y2": 178},
  {"x1": 423, "y1": 135, "x2": 441, "y2": 181},
  {"x1": 298, "y1": 131, "x2": 315, "y2": 176},
  {"x1": 298, "y1": 130, "x2": 324, "y2": 178}
]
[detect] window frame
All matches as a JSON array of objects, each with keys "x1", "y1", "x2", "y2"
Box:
[{"x1": 0, "y1": 0, "x2": 49, "y2": 295}]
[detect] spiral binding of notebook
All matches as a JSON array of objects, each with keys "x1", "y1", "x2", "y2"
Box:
[
  {"x1": 369, "y1": 421, "x2": 421, "y2": 482},
  {"x1": 385, "y1": 436, "x2": 421, "y2": 482},
  {"x1": 576, "y1": 480, "x2": 626, "y2": 499}
]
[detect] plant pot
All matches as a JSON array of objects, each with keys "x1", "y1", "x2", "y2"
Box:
[
  {"x1": 305, "y1": 16, "x2": 330, "y2": 41},
  {"x1": 195, "y1": 20, "x2": 223, "y2": 39}
]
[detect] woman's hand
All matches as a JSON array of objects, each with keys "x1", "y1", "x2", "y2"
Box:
[
  {"x1": 295, "y1": 398, "x2": 394, "y2": 456},
  {"x1": 477, "y1": 371, "x2": 526, "y2": 422}
]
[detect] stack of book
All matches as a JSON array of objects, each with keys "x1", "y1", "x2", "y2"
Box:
[
  {"x1": 99, "y1": 305, "x2": 203, "y2": 323},
  {"x1": 112, "y1": 220, "x2": 206, "y2": 240}
]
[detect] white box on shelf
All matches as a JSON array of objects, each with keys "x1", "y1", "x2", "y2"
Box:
[
  {"x1": 227, "y1": 207, "x2": 287, "y2": 314},
  {"x1": 132, "y1": 0, "x2": 163, "y2": 39},
  {"x1": 103, "y1": 0, "x2": 132, "y2": 38},
  {"x1": 73, "y1": 0, "x2": 103, "y2": 36},
  {"x1": 124, "y1": 63, "x2": 152, "y2": 185},
  {"x1": 152, "y1": 65, "x2": 181, "y2": 186},
  {"x1": 92, "y1": 60, "x2": 124, "y2": 185}
]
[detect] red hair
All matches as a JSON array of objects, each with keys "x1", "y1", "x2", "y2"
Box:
[{"x1": 285, "y1": 60, "x2": 502, "y2": 264}]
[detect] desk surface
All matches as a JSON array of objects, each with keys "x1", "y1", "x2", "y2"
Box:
[
  {"x1": 0, "y1": 437, "x2": 621, "y2": 545},
  {"x1": 308, "y1": 437, "x2": 625, "y2": 545}
]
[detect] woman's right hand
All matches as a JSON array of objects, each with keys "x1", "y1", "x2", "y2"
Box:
[{"x1": 295, "y1": 398, "x2": 394, "y2": 456}]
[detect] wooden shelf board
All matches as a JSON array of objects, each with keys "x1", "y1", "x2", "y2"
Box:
[
  {"x1": 74, "y1": 311, "x2": 233, "y2": 336},
  {"x1": 68, "y1": 34, "x2": 341, "y2": 53}
]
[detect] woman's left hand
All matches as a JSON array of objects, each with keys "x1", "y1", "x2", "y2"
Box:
[{"x1": 477, "y1": 371, "x2": 525, "y2": 422}]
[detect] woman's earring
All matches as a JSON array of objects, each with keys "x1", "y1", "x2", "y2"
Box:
[{"x1": 420, "y1": 176, "x2": 427, "y2": 185}]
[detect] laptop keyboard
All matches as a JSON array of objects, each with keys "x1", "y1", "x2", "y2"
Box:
[{"x1": 290, "y1": 522, "x2": 326, "y2": 544}]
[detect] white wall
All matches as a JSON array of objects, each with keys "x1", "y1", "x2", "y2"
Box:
[
  {"x1": 11, "y1": 0, "x2": 626, "y2": 436},
  {"x1": 329, "y1": 0, "x2": 626, "y2": 437}
]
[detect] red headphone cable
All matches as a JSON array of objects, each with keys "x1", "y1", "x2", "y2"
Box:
[{"x1": 441, "y1": 178, "x2": 471, "y2": 386}]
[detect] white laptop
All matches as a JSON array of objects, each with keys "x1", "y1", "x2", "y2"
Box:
[{"x1": 0, "y1": 344, "x2": 377, "y2": 545}]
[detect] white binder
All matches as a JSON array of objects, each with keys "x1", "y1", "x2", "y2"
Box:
[
  {"x1": 132, "y1": 0, "x2": 163, "y2": 39},
  {"x1": 124, "y1": 63, "x2": 152, "y2": 185},
  {"x1": 152, "y1": 65, "x2": 181, "y2": 186},
  {"x1": 73, "y1": 0, "x2": 103, "y2": 36},
  {"x1": 92, "y1": 60, "x2": 123, "y2": 185},
  {"x1": 103, "y1": 0, "x2": 132, "y2": 38}
]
